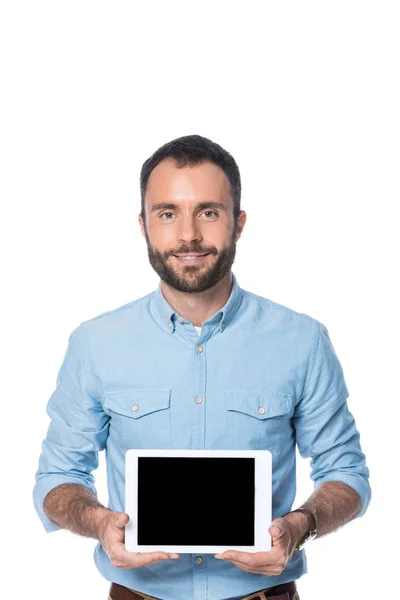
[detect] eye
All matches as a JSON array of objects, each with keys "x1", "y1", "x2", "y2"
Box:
[
  {"x1": 202, "y1": 210, "x2": 217, "y2": 218},
  {"x1": 160, "y1": 212, "x2": 175, "y2": 219}
]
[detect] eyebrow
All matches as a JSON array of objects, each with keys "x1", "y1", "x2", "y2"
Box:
[{"x1": 150, "y1": 201, "x2": 229, "y2": 214}]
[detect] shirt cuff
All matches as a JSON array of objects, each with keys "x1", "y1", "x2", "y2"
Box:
[
  {"x1": 314, "y1": 472, "x2": 371, "y2": 518},
  {"x1": 33, "y1": 474, "x2": 98, "y2": 533}
]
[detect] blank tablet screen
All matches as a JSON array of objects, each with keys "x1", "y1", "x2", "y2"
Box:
[{"x1": 137, "y1": 457, "x2": 255, "y2": 546}]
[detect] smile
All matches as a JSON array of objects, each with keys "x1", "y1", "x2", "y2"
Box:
[{"x1": 173, "y1": 254, "x2": 210, "y2": 263}]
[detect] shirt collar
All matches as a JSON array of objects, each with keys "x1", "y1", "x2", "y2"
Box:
[{"x1": 150, "y1": 272, "x2": 243, "y2": 335}]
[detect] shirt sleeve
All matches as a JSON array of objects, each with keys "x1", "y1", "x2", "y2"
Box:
[
  {"x1": 33, "y1": 324, "x2": 110, "y2": 533},
  {"x1": 293, "y1": 320, "x2": 371, "y2": 517}
]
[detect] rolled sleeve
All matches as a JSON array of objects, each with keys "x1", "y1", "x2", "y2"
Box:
[
  {"x1": 293, "y1": 320, "x2": 371, "y2": 517},
  {"x1": 33, "y1": 324, "x2": 110, "y2": 533}
]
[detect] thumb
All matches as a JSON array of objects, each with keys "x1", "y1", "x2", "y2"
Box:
[
  {"x1": 114, "y1": 512, "x2": 130, "y2": 528},
  {"x1": 269, "y1": 518, "x2": 286, "y2": 541}
]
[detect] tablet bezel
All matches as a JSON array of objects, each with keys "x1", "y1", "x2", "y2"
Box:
[{"x1": 125, "y1": 448, "x2": 272, "y2": 553}]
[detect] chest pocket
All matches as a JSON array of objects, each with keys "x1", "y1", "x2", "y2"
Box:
[
  {"x1": 223, "y1": 390, "x2": 293, "y2": 452},
  {"x1": 103, "y1": 388, "x2": 172, "y2": 449}
]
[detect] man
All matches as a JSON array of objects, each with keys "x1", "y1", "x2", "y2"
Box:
[{"x1": 33, "y1": 134, "x2": 371, "y2": 600}]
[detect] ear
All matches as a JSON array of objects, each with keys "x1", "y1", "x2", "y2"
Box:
[
  {"x1": 138, "y1": 214, "x2": 146, "y2": 238},
  {"x1": 235, "y1": 210, "x2": 247, "y2": 241}
]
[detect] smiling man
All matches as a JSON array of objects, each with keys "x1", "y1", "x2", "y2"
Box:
[
  {"x1": 141, "y1": 157, "x2": 243, "y2": 325},
  {"x1": 33, "y1": 134, "x2": 371, "y2": 600}
]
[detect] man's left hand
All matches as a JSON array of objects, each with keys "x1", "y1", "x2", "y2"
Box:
[{"x1": 213, "y1": 517, "x2": 299, "y2": 576}]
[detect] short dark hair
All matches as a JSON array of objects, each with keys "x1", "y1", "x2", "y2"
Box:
[{"x1": 139, "y1": 134, "x2": 241, "y2": 222}]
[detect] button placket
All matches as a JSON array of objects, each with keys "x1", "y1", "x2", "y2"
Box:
[
  {"x1": 193, "y1": 339, "x2": 206, "y2": 450},
  {"x1": 192, "y1": 553, "x2": 207, "y2": 598}
]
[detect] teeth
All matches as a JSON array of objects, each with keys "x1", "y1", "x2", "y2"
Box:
[{"x1": 177, "y1": 255, "x2": 206, "y2": 260}]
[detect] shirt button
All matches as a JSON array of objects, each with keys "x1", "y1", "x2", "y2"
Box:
[
  {"x1": 168, "y1": 322, "x2": 172, "y2": 328},
  {"x1": 195, "y1": 396, "x2": 203, "y2": 404},
  {"x1": 221, "y1": 321, "x2": 226, "y2": 328},
  {"x1": 195, "y1": 556, "x2": 203, "y2": 564},
  {"x1": 177, "y1": 317, "x2": 183, "y2": 323},
  {"x1": 258, "y1": 406, "x2": 266, "y2": 415},
  {"x1": 132, "y1": 404, "x2": 139, "y2": 412},
  {"x1": 196, "y1": 345, "x2": 203, "y2": 353}
]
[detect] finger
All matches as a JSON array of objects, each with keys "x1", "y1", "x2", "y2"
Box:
[
  {"x1": 132, "y1": 552, "x2": 172, "y2": 567},
  {"x1": 215, "y1": 552, "x2": 283, "y2": 576},
  {"x1": 113, "y1": 547, "x2": 172, "y2": 567},
  {"x1": 224, "y1": 557, "x2": 265, "y2": 570},
  {"x1": 215, "y1": 550, "x2": 273, "y2": 568},
  {"x1": 215, "y1": 550, "x2": 265, "y2": 562},
  {"x1": 215, "y1": 556, "x2": 270, "y2": 574},
  {"x1": 215, "y1": 550, "x2": 251, "y2": 562}
]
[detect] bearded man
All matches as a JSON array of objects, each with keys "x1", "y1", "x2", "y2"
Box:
[{"x1": 33, "y1": 134, "x2": 370, "y2": 600}]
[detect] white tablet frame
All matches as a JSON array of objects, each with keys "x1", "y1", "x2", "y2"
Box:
[{"x1": 125, "y1": 448, "x2": 272, "y2": 554}]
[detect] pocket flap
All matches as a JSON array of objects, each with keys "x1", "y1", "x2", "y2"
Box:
[
  {"x1": 104, "y1": 388, "x2": 171, "y2": 419},
  {"x1": 224, "y1": 390, "x2": 292, "y2": 420}
]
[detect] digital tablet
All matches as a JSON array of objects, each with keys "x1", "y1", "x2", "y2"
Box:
[{"x1": 125, "y1": 448, "x2": 272, "y2": 554}]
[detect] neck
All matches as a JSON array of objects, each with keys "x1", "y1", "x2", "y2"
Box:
[{"x1": 160, "y1": 272, "x2": 233, "y2": 327}]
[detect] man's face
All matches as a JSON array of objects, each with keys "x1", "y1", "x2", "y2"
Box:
[{"x1": 139, "y1": 159, "x2": 246, "y2": 293}]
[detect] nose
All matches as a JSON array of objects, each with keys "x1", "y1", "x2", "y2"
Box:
[{"x1": 177, "y1": 214, "x2": 203, "y2": 244}]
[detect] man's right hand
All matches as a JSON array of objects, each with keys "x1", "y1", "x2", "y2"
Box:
[{"x1": 96, "y1": 511, "x2": 180, "y2": 569}]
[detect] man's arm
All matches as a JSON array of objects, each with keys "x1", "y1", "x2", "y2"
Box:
[
  {"x1": 285, "y1": 321, "x2": 370, "y2": 549},
  {"x1": 283, "y1": 480, "x2": 362, "y2": 543},
  {"x1": 214, "y1": 480, "x2": 363, "y2": 571},
  {"x1": 214, "y1": 321, "x2": 370, "y2": 571},
  {"x1": 293, "y1": 321, "x2": 371, "y2": 517},
  {"x1": 35, "y1": 327, "x2": 179, "y2": 567},
  {"x1": 43, "y1": 482, "x2": 180, "y2": 566},
  {"x1": 43, "y1": 483, "x2": 111, "y2": 540},
  {"x1": 33, "y1": 324, "x2": 110, "y2": 533}
]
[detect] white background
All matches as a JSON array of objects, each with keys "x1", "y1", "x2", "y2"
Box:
[{"x1": 1, "y1": 1, "x2": 399, "y2": 599}]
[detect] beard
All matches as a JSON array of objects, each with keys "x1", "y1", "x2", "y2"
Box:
[{"x1": 144, "y1": 225, "x2": 237, "y2": 293}]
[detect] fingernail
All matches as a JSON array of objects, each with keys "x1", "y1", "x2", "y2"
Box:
[
  {"x1": 169, "y1": 554, "x2": 179, "y2": 559},
  {"x1": 214, "y1": 554, "x2": 223, "y2": 559}
]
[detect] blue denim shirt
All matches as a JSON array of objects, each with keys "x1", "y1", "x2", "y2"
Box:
[{"x1": 33, "y1": 272, "x2": 370, "y2": 600}]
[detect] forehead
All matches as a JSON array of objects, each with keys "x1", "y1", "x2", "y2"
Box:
[{"x1": 145, "y1": 159, "x2": 233, "y2": 206}]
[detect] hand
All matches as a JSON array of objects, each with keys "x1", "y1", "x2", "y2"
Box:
[
  {"x1": 96, "y1": 511, "x2": 180, "y2": 569},
  {"x1": 213, "y1": 517, "x2": 301, "y2": 576}
]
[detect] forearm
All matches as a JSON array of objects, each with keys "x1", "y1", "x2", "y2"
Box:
[
  {"x1": 284, "y1": 481, "x2": 362, "y2": 542},
  {"x1": 303, "y1": 481, "x2": 362, "y2": 537},
  {"x1": 43, "y1": 483, "x2": 111, "y2": 540}
]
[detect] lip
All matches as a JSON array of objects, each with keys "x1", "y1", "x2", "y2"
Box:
[{"x1": 173, "y1": 253, "x2": 210, "y2": 264}]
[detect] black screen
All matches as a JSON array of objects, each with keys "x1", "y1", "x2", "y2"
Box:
[{"x1": 137, "y1": 457, "x2": 255, "y2": 545}]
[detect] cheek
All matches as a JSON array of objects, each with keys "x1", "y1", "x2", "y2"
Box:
[{"x1": 147, "y1": 225, "x2": 175, "y2": 250}]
